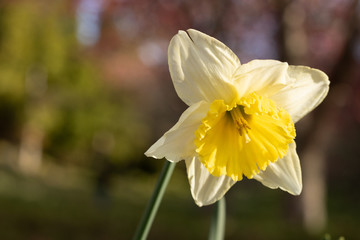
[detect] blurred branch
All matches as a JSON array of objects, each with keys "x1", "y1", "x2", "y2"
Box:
[
  {"x1": 300, "y1": 0, "x2": 359, "y2": 234},
  {"x1": 329, "y1": 0, "x2": 359, "y2": 83}
]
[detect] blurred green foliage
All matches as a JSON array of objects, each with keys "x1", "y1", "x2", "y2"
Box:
[{"x1": 0, "y1": 0, "x2": 148, "y2": 167}]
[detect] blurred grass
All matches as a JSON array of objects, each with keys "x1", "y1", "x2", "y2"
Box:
[{"x1": 0, "y1": 162, "x2": 359, "y2": 240}]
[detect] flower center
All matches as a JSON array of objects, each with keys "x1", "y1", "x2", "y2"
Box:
[{"x1": 194, "y1": 93, "x2": 296, "y2": 181}]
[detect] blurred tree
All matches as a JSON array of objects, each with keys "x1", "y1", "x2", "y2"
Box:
[{"x1": 0, "y1": 0, "x2": 148, "y2": 173}]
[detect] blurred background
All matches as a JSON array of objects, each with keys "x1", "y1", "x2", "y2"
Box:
[{"x1": 0, "y1": 0, "x2": 359, "y2": 239}]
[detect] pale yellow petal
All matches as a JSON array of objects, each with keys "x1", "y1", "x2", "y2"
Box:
[
  {"x1": 168, "y1": 29, "x2": 240, "y2": 106},
  {"x1": 145, "y1": 101, "x2": 209, "y2": 162},
  {"x1": 185, "y1": 156, "x2": 236, "y2": 207},
  {"x1": 253, "y1": 142, "x2": 302, "y2": 195},
  {"x1": 270, "y1": 66, "x2": 330, "y2": 123},
  {"x1": 233, "y1": 59, "x2": 293, "y2": 98}
]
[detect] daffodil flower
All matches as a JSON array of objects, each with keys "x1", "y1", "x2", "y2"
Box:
[{"x1": 145, "y1": 29, "x2": 329, "y2": 207}]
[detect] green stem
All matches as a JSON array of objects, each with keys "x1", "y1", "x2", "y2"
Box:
[
  {"x1": 133, "y1": 161, "x2": 176, "y2": 240},
  {"x1": 208, "y1": 197, "x2": 226, "y2": 240}
]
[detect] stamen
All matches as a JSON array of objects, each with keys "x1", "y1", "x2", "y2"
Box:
[{"x1": 229, "y1": 107, "x2": 251, "y2": 142}]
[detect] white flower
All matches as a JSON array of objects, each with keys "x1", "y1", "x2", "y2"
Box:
[{"x1": 145, "y1": 29, "x2": 329, "y2": 207}]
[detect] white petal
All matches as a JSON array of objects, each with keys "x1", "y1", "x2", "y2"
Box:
[
  {"x1": 185, "y1": 156, "x2": 236, "y2": 206},
  {"x1": 253, "y1": 142, "x2": 302, "y2": 195},
  {"x1": 145, "y1": 101, "x2": 209, "y2": 162},
  {"x1": 270, "y1": 66, "x2": 330, "y2": 123},
  {"x1": 233, "y1": 59, "x2": 293, "y2": 98},
  {"x1": 168, "y1": 29, "x2": 240, "y2": 106}
]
